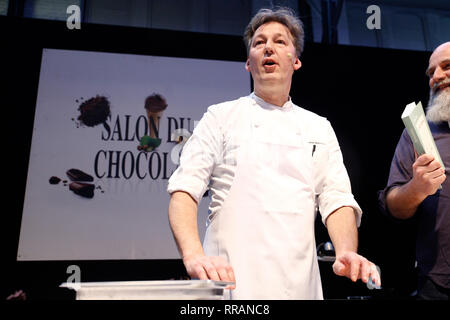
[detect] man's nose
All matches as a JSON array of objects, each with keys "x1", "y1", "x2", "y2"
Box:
[{"x1": 264, "y1": 41, "x2": 274, "y2": 55}]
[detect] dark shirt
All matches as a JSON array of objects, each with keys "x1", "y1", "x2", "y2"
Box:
[{"x1": 378, "y1": 121, "x2": 450, "y2": 289}]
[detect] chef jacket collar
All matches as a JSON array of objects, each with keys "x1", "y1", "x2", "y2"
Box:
[{"x1": 250, "y1": 92, "x2": 293, "y2": 111}]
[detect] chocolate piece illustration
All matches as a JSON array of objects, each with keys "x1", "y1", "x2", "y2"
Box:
[
  {"x1": 50, "y1": 169, "x2": 99, "y2": 199},
  {"x1": 66, "y1": 169, "x2": 94, "y2": 182},
  {"x1": 69, "y1": 182, "x2": 95, "y2": 199}
]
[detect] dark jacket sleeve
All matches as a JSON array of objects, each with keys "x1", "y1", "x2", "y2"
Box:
[{"x1": 378, "y1": 129, "x2": 416, "y2": 216}]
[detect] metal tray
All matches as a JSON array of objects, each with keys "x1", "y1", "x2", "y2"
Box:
[{"x1": 60, "y1": 280, "x2": 233, "y2": 300}]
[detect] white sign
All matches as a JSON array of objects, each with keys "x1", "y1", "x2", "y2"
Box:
[{"x1": 18, "y1": 49, "x2": 250, "y2": 260}]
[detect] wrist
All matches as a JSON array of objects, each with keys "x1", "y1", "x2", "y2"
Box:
[
  {"x1": 335, "y1": 248, "x2": 357, "y2": 259},
  {"x1": 182, "y1": 249, "x2": 205, "y2": 260},
  {"x1": 405, "y1": 178, "x2": 429, "y2": 203}
]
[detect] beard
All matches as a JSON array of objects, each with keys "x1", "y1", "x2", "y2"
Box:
[{"x1": 426, "y1": 81, "x2": 450, "y2": 124}]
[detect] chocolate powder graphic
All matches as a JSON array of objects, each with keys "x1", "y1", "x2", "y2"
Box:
[
  {"x1": 49, "y1": 176, "x2": 61, "y2": 185},
  {"x1": 77, "y1": 95, "x2": 111, "y2": 127}
]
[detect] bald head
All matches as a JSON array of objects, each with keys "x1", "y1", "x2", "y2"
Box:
[
  {"x1": 426, "y1": 42, "x2": 450, "y2": 91},
  {"x1": 432, "y1": 41, "x2": 450, "y2": 54}
]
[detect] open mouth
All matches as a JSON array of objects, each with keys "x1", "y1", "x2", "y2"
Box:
[
  {"x1": 262, "y1": 58, "x2": 277, "y2": 66},
  {"x1": 262, "y1": 59, "x2": 277, "y2": 71}
]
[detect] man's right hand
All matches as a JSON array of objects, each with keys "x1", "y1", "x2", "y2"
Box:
[
  {"x1": 183, "y1": 254, "x2": 236, "y2": 289},
  {"x1": 386, "y1": 153, "x2": 446, "y2": 219},
  {"x1": 168, "y1": 191, "x2": 236, "y2": 289},
  {"x1": 410, "y1": 154, "x2": 446, "y2": 197}
]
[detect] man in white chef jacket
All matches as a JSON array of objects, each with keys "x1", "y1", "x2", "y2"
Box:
[{"x1": 167, "y1": 7, "x2": 381, "y2": 299}]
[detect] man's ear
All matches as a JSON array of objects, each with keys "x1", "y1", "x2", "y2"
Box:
[
  {"x1": 245, "y1": 58, "x2": 251, "y2": 72},
  {"x1": 293, "y1": 58, "x2": 302, "y2": 71}
]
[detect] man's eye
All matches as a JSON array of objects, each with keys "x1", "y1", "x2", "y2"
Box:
[
  {"x1": 277, "y1": 40, "x2": 286, "y2": 44},
  {"x1": 255, "y1": 40, "x2": 264, "y2": 46}
]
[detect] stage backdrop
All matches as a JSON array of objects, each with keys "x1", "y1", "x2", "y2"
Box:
[{"x1": 17, "y1": 48, "x2": 250, "y2": 261}]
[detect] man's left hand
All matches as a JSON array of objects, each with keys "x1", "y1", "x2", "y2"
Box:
[{"x1": 332, "y1": 251, "x2": 381, "y2": 286}]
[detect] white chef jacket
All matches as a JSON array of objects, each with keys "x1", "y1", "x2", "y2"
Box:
[
  {"x1": 168, "y1": 93, "x2": 362, "y2": 227},
  {"x1": 168, "y1": 93, "x2": 362, "y2": 299}
]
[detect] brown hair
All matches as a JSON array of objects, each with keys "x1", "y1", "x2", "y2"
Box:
[{"x1": 243, "y1": 7, "x2": 305, "y2": 57}]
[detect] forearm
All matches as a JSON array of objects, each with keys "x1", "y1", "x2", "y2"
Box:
[
  {"x1": 386, "y1": 154, "x2": 447, "y2": 219},
  {"x1": 325, "y1": 206, "x2": 358, "y2": 256},
  {"x1": 326, "y1": 207, "x2": 381, "y2": 285},
  {"x1": 168, "y1": 191, "x2": 236, "y2": 285},
  {"x1": 168, "y1": 191, "x2": 204, "y2": 258},
  {"x1": 385, "y1": 183, "x2": 425, "y2": 219}
]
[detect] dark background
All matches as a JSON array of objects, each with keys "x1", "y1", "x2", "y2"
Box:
[{"x1": 1, "y1": 15, "x2": 429, "y2": 300}]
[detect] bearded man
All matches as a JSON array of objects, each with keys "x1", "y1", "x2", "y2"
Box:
[{"x1": 379, "y1": 42, "x2": 450, "y2": 300}]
